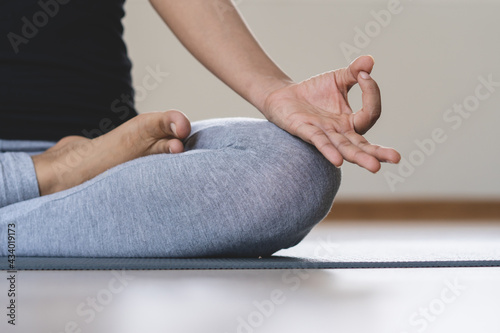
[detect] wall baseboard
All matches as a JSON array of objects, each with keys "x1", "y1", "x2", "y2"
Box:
[{"x1": 325, "y1": 200, "x2": 500, "y2": 221}]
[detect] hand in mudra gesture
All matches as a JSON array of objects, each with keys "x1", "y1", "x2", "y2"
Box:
[{"x1": 263, "y1": 55, "x2": 401, "y2": 173}]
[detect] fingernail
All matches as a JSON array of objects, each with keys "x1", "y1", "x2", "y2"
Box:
[
  {"x1": 168, "y1": 146, "x2": 173, "y2": 154},
  {"x1": 359, "y1": 71, "x2": 371, "y2": 79},
  {"x1": 170, "y1": 123, "x2": 178, "y2": 137}
]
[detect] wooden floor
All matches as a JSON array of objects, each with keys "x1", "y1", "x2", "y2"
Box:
[{"x1": 326, "y1": 200, "x2": 500, "y2": 221}]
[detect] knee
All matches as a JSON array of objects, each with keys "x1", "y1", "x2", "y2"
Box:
[
  {"x1": 232, "y1": 121, "x2": 341, "y2": 257},
  {"x1": 178, "y1": 118, "x2": 341, "y2": 257}
]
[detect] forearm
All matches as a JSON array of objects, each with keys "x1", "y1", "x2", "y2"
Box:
[{"x1": 149, "y1": 0, "x2": 293, "y2": 114}]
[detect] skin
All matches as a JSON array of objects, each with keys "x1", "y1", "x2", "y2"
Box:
[
  {"x1": 32, "y1": 111, "x2": 191, "y2": 195},
  {"x1": 32, "y1": 0, "x2": 400, "y2": 196},
  {"x1": 263, "y1": 56, "x2": 401, "y2": 172}
]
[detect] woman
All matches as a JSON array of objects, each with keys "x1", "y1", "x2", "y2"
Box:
[{"x1": 0, "y1": 0, "x2": 400, "y2": 257}]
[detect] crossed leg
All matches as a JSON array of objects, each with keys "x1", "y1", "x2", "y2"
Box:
[{"x1": 0, "y1": 115, "x2": 340, "y2": 258}]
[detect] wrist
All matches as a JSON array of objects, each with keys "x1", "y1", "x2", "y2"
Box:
[{"x1": 251, "y1": 75, "x2": 295, "y2": 117}]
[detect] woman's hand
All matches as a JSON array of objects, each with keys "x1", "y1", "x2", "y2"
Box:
[
  {"x1": 147, "y1": 1, "x2": 399, "y2": 172},
  {"x1": 262, "y1": 55, "x2": 401, "y2": 173}
]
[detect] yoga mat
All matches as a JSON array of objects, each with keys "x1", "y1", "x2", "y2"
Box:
[
  {"x1": 2, "y1": 224, "x2": 499, "y2": 270},
  {"x1": 1, "y1": 256, "x2": 500, "y2": 271}
]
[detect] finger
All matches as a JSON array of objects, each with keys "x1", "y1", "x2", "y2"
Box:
[
  {"x1": 294, "y1": 122, "x2": 344, "y2": 167},
  {"x1": 337, "y1": 55, "x2": 376, "y2": 94},
  {"x1": 344, "y1": 131, "x2": 401, "y2": 164},
  {"x1": 326, "y1": 131, "x2": 381, "y2": 173},
  {"x1": 353, "y1": 72, "x2": 381, "y2": 134}
]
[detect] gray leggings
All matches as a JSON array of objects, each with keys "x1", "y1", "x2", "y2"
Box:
[{"x1": 0, "y1": 118, "x2": 340, "y2": 258}]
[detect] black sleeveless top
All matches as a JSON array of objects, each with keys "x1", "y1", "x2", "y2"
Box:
[{"x1": 0, "y1": 0, "x2": 138, "y2": 141}]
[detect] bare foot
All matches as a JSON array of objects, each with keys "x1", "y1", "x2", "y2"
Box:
[{"x1": 32, "y1": 110, "x2": 191, "y2": 196}]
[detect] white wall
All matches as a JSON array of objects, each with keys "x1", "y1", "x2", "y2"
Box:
[{"x1": 123, "y1": 0, "x2": 500, "y2": 200}]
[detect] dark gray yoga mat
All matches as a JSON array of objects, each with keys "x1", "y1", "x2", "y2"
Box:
[{"x1": 1, "y1": 256, "x2": 500, "y2": 270}]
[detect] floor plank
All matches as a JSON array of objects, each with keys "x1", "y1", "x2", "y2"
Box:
[{"x1": 326, "y1": 200, "x2": 500, "y2": 221}]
